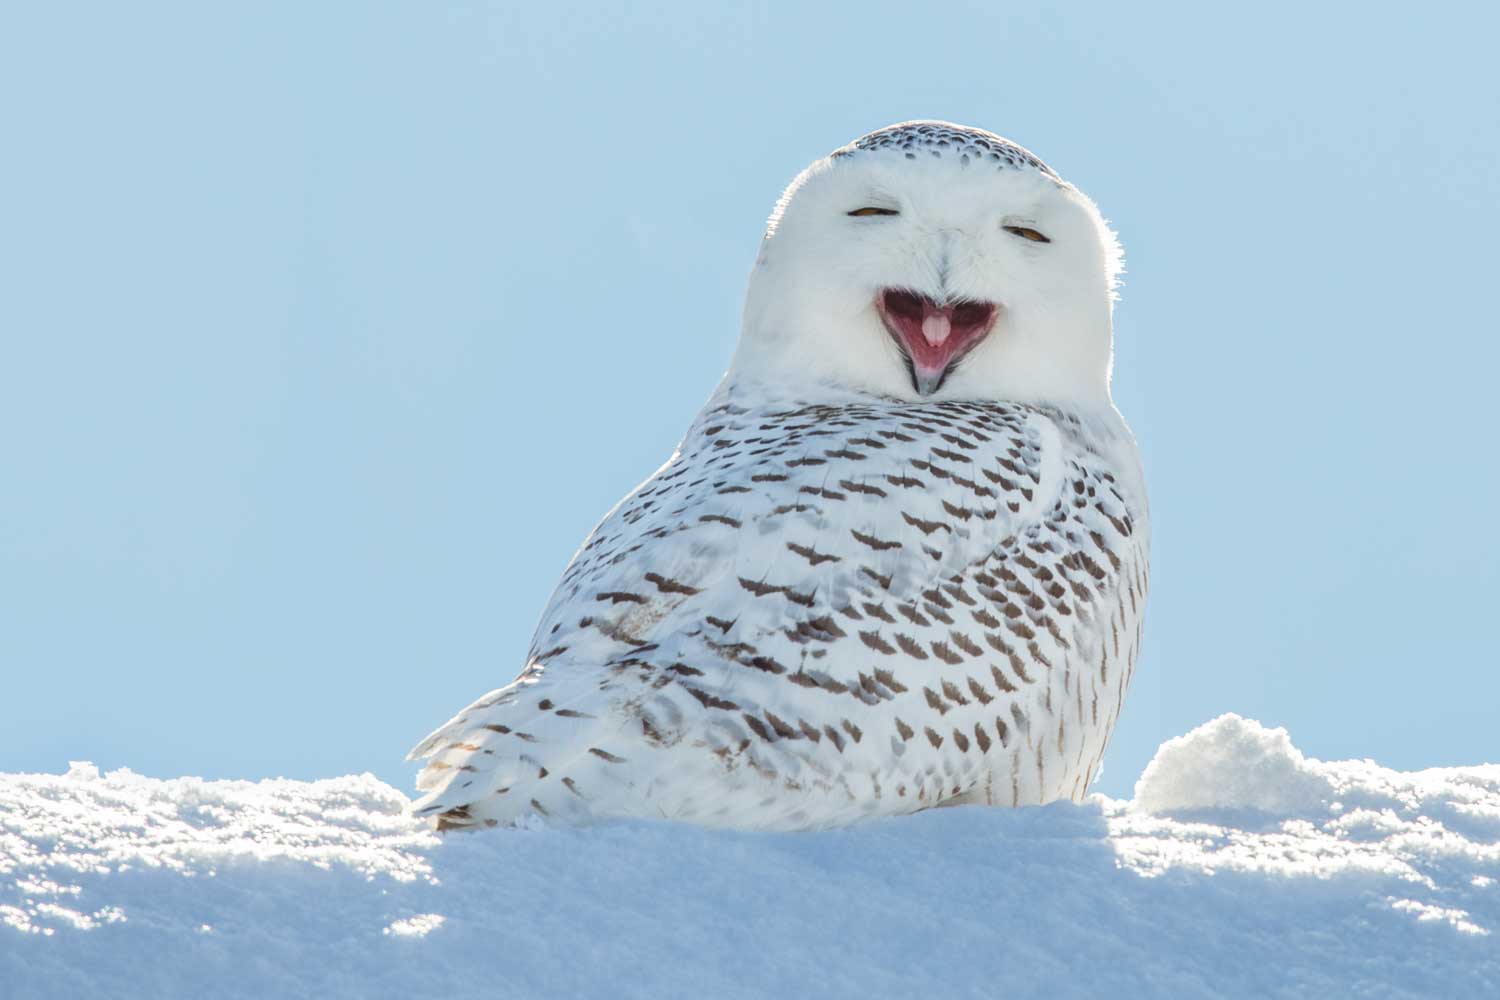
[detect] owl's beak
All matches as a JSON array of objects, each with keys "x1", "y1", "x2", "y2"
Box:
[{"x1": 876, "y1": 289, "x2": 998, "y2": 396}]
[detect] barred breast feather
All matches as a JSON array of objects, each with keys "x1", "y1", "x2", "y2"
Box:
[{"x1": 409, "y1": 380, "x2": 1148, "y2": 831}]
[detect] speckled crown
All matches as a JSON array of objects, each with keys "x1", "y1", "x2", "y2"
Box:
[{"x1": 832, "y1": 121, "x2": 1058, "y2": 180}]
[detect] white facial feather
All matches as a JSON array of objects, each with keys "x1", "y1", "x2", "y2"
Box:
[{"x1": 735, "y1": 121, "x2": 1124, "y2": 407}]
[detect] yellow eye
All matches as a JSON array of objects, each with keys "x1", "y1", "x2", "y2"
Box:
[
  {"x1": 847, "y1": 206, "x2": 899, "y2": 217},
  {"x1": 1004, "y1": 225, "x2": 1051, "y2": 243}
]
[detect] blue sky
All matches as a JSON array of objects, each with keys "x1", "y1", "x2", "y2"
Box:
[{"x1": 2, "y1": 3, "x2": 1495, "y2": 798}]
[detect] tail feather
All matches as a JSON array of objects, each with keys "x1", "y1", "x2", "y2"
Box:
[
  {"x1": 406, "y1": 684, "x2": 520, "y2": 762},
  {"x1": 405, "y1": 668, "x2": 632, "y2": 829}
]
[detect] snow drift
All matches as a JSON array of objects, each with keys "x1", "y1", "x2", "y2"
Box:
[{"x1": 2, "y1": 715, "x2": 1496, "y2": 999}]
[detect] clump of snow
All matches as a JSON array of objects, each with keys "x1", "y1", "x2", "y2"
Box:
[
  {"x1": 64, "y1": 761, "x2": 100, "y2": 781},
  {"x1": 1132, "y1": 713, "x2": 1334, "y2": 815},
  {"x1": 2, "y1": 719, "x2": 1497, "y2": 999},
  {"x1": 384, "y1": 912, "x2": 446, "y2": 938}
]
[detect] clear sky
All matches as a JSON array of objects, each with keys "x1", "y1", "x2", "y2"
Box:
[{"x1": 2, "y1": 3, "x2": 1496, "y2": 798}]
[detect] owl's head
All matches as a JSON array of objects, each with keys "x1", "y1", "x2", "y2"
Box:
[{"x1": 733, "y1": 122, "x2": 1123, "y2": 407}]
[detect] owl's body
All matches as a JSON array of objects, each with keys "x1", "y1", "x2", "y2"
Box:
[{"x1": 411, "y1": 122, "x2": 1149, "y2": 831}]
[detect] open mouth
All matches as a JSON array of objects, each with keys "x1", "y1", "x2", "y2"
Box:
[{"x1": 875, "y1": 289, "x2": 998, "y2": 396}]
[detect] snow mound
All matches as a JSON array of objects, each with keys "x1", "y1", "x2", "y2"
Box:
[
  {"x1": 3, "y1": 721, "x2": 1498, "y2": 999},
  {"x1": 1132, "y1": 713, "x2": 1335, "y2": 814}
]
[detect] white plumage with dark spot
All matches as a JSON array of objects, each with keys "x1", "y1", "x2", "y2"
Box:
[{"x1": 409, "y1": 121, "x2": 1149, "y2": 831}]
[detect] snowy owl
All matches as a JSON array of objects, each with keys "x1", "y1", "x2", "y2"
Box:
[{"x1": 409, "y1": 121, "x2": 1149, "y2": 832}]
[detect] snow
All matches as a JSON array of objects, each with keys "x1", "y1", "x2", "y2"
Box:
[
  {"x1": 1133, "y1": 713, "x2": 1335, "y2": 814},
  {"x1": 2, "y1": 716, "x2": 1496, "y2": 999}
]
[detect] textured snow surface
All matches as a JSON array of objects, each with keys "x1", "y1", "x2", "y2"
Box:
[{"x1": 2, "y1": 715, "x2": 1496, "y2": 999}]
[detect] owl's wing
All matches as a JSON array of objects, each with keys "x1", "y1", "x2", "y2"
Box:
[{"x1": 408, "y1": 399, "x2": 1143, "y2": 827}]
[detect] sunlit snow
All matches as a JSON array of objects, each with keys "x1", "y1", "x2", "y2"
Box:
[{"x1": 2, "y1": 715, "x2": 1495, "y2": 998}]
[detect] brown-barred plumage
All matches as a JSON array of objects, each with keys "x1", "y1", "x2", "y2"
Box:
[{"x1": 410, "y1": 383, "x2": 1148, "y2": 831}]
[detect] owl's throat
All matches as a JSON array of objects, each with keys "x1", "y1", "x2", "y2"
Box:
[{"x1": 876, "y1": 289, "x2": 997, "y2": 396}]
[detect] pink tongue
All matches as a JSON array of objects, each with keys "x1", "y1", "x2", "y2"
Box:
[{"x1": 921, "y1": 312, "x2": 951, "y2": 346}]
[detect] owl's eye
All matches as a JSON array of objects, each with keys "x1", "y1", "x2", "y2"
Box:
[
  {"x1": 1003, "y1": 225, "x2": 1051, "y2": 243},
  {"x1": 847, "y1": 206, "x2": 899, "y2": 217}
]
